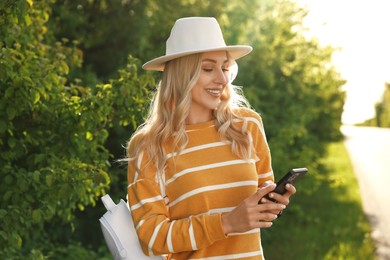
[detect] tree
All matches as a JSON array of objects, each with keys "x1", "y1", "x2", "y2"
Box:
[
  {"x1": 0, "y1": 0, "x2": 346, "y2": 258},
  {"x1": 1, "y1": 0, "x2": 110, "y2": 257},
  {"x1": 223, "y1": 0, "x2": 346, "y2": 175},
  {"x1": 49, "y1": 0, "x2": 149, "y2": 82},
  {"x1": 375, "y1": 82, "x2": 390, "y2": 127}
]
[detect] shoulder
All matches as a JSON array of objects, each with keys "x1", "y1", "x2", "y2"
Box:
[
  {"x1": 233, "y1": 107, "x2": 263, "y2": 125},
  {"x1": 232, "y1": 107, "x2": 268, "y2": 142}
]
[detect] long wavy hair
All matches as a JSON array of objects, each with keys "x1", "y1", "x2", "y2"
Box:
[{"x1": 127, "y1": 52, "x2": 253, "y2": 180}]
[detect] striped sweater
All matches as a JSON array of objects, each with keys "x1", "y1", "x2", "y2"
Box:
[{"x1": 127, "y1": 108, "x2": 274, "y2": 259}]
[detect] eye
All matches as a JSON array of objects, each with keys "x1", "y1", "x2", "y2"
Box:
[
  {"x1": 222, "y1": 67, "x2": 229, "y2": 72},
  {"x1": 202, "y1": 68, "x2": 213, "y2": 72}
]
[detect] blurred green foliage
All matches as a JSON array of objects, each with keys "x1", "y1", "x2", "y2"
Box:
[
  {"x1": 0, "y1": 0, "x2": 345, "y2": 258},
  {"x1": 362, "y1": 82, "x2": 390, "y2": 127},
  {"x1": 358, "y1": 82, "x2": 390, "y2": 127},
  {"x1": 375, "y1": 82, "x2": 390, "y2": 127}
]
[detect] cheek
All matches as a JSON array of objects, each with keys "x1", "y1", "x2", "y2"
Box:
[
  {"x1": 191, "y1": 77, "x2": 207, "y2": 95},
  {"x1": 190, "y1": 87, "x2": 203, "y2": 105},
  {"x1": 195, "y1": 77, "x2": 207, "y2": 88},
  {"x1": 196, "y1": 72, "x2": 212, "y2": 87}
]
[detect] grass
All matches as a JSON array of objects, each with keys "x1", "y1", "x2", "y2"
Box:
[{"x1": 261, "y1": 141, "x2": 376, "y2": 260}]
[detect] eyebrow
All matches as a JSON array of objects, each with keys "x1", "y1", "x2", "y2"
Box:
[{"x1": 201, "y1": 58, "x2": 229, "y2": 64}]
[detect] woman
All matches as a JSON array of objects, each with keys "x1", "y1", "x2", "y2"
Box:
[{"x1": 127, "y1": 17, "x2": 296, "y2": 259}]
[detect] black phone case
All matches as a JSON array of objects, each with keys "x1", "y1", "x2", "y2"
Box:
[{"x1": 261, "y1": 168, "x2": 308, "y2": 203}]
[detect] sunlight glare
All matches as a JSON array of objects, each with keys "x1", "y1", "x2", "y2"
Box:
[{"x1": 294, "y1": 0, "x2": 390, "y2": 124}]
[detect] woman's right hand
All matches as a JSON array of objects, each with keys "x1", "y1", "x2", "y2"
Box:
[{"x1": 221, "y1": 183, "x2": 286, "y2": 234}]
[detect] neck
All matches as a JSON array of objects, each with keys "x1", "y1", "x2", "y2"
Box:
[{"x1": 186, "y1": 111, "x2": 214, "y2": 125}]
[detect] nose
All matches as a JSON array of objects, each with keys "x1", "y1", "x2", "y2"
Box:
[{"x1": 215, "y1": 69, "x2": 228, "y2": 86}]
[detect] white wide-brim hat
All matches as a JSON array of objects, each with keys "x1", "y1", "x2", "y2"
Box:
[{"x1": 142, "y1": 17, "x2": 253, "y2": 71}]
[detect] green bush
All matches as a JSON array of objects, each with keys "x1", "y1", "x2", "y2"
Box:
[
  {"x1": 0, "y1": 0, "x2": 346, "y2": 258},
  {"x1": 0, "y1": 0, "x2": 110, "y2": 257}
]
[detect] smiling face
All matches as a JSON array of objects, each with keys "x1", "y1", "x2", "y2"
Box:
[{"x1": 187, "y1": 51, "x2": 230, "y2": 124}]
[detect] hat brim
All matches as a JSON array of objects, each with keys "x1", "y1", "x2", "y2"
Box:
[{"x1": 142, "y1": 45, "x2": 253, "y2": 71}]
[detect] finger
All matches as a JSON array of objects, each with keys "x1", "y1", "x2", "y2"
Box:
[
  {"x1": 285, "y1": 183, "x2": 296, "y2": 195},
  {"x1": 267, "y1": 184, "x2": 297, "y2": 204},
  {"x1": 252, "y1": 183, "x2": 276, "y2": 203},
  {"x1": 254, "y1": 212, "x2": 278, "y2": 222},
  {"x1": 256, "y1": 202, "x2": 285, "y2": 217},
  {"x1": 254, "y1": 221, "x2": 273, "y2": 229},
  {"x1": 259, "y1": 192, "x2": 281, "y2": 204},
  {"x1": 267, "y1": 192, "x2": 289, "y2": 205},
  {"x1": 256, "y1": 202, "x2": 286, "y2": 212},
  {"x1": 258, "y1": 196, "x2": 274, "y2": 204},
  {"x1": 267, "y1": 209, "x2": 282, "y2": 215},
  {"x1": 259, "y1": 180, "x2": 274, "y2": 188}
]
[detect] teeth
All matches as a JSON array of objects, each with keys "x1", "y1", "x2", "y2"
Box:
[{"x1": 206, "y1": 89, "x2": 221, "y2": 94}]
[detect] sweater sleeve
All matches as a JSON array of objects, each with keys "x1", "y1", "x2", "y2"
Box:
[
  {"x1": 127, "y1": 152, "x2": 227, "y2": 256},
  {"x1": 245, "y1": 110, "x2": 275, "y2": 186}
]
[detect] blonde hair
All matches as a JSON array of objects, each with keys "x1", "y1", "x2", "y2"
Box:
[{"x1": 127, "y1": 53, "x2": 253, "y2": 179}]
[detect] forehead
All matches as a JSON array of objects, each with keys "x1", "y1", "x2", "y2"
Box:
[{"x1": 201, "y1": 51, "x2": 228, "y2": 62}]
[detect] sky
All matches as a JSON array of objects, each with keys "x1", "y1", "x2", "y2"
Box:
[{"x1": 294, "y1": 0, "x2": 390, "y2": 124}]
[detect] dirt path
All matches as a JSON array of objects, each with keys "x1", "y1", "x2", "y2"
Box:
[{"x1": 341, "y1": 126, "x2": 390, "y2": 260}]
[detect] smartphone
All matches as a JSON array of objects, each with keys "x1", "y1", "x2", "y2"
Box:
[{"x1": 260, "y1": 167, "x2": 308, "y2": 203}]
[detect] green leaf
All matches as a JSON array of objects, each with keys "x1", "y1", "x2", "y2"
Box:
[
  {"x1": 60, "y1": 60, "x2": 69, "y2": 74},
  {"x1": 4, "y1": 175, "x2": 13, "y2": 185},
  {"x1": 11, "y1": 232, "x2": 22, "y2": 248},
  {"x1": 45, "y1": 175, "x2": 53, "y2": 187},
  {"x1": 25, "y1": 194, "x2": 34, "y2": 203},
  {"x1": 5, "y1": 87, "x2": 14, "y2": 98},
  {"x1": 33, "y1": 90, "x2": 40, "y2": 104},
  {"x1": 32, "y1": 171, "x2": 40, "y2": 182},
  {"x1": 32, "y1": 210, "x2": 42, "y2": 223},
  {"x1": 6, "y1": 107, "x2": 17, "y2": 120},
  {"x1": 24, "y1": 14, "x2": 31, "y2": 25},
  {"x1": 0, "y1": 209, "x2": 6, "y2": 218},
  {"x1": 77, "y1": 204, "x2": 85, "y2": 211},
  {"x1": 85, "y1": 131, "x2": 93, "y2": 141},
  {"x1": 8, "y1": 137, "x2": 16, "y2": 149}
]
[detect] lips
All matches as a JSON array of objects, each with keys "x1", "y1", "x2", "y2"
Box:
[{"x1": 206, "y1": 88, "x2": 222, "y2": 96}]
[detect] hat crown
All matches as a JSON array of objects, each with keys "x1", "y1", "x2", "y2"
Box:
[
  {"x1": 166, "y1": 17, "x2": 227, "y2": 56},
  {"x1": 142, "y1": 17, "x2": 252, "y2": 71}
]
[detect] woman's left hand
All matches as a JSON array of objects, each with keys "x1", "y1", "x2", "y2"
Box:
[{"x1": 259, "y1": 180, "x2": 297, "y2": 216}]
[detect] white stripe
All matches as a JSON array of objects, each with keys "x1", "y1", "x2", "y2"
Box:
[
  {"x1": 169, "y1": 180, "x2": 258, "y2": 207},
  {"x1": 148, "y1": 219, "x2": 168, "y2": 256},
  {"x1": 190, "y1": 250, "x2": 263, "y2": 260},
  {"x1": 135, "y1": 214, "x2": 160, "y2": 231},
  {"x1": 207, "y1": 207, "x2": 235, "y2": 215},
  {"x1": 245, "y1": 117, "x2": 268, "y2": 145},
  {"x1": 133, "y1": 151, "x2": 144, "y2": 183},
  {"x1": 258, "y1": 170, "x2": 273, "y2": 179},
  {"x1": 259, "y1": 239, "x2": 264, "y2": 259},
  {"x1": 166, "y1": 159, "x2": 256, "y2": 186},
  {"x1": 127, "y1": 179, "x2": 143, "y2": 189},
  {"x1": 166, "y1": 141, "x2": 231, "y2": 159},
  {"x1": 229, "y1": 228, "x2": 260, "y2": 236},
  {"x1": 167, "y1": 220, "x2": 176, "y2": 253},
  {"x1": 189, "y1": 216, "x2": 198, "y2": 250},
  {"x1": 130, "y1": 195, "x2": 163, "y2": 211},
  {"x1": 135, "y1": 218, "x2": 145, "y2": 231}
]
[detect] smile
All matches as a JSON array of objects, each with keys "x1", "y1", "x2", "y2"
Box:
[{"x1": 206, "y1": 89, "x2": 222, "y2": 96}]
